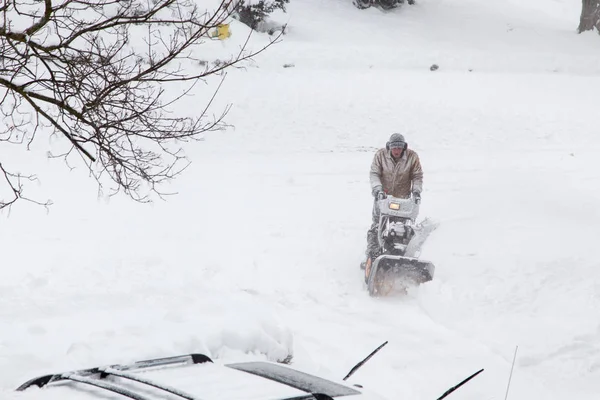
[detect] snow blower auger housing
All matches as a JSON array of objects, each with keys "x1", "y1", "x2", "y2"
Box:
[{"x1": 364, "y1": 194, "x2": 436, "y2": 296}]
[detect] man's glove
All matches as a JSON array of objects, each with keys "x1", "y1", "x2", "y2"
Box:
[
  {"x1": 413, "y1": 191, "x2": 421, "y2": 204},
  {"x1": 372, "y1": 185, "x2": 383, "y2": 198}
]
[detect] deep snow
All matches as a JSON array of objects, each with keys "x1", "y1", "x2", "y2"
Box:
[{"x1": 2, "y1": 0, "x2": 600, "y2": 399}]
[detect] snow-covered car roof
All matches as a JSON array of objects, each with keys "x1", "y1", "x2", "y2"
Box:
[{"x1": 14, "y1": 353, "x2": 373, "y2": 400}]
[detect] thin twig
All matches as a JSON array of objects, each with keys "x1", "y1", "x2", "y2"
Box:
[{"x1": 504, "y1": 346, "x2": 519, "y2": 400}]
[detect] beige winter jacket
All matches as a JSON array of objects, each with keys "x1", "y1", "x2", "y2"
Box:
[{"x1": 369, "y1": 148, "x2": 423, "y2": 198}]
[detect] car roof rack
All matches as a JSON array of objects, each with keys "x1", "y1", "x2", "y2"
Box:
[
  {"x1": 16, "y1": 353, "x2": 360, "y2": 400},
  {"x1": 16, "y1": 353, "x2": 213, "y2": 400}
]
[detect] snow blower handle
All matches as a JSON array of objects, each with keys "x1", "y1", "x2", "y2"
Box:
[
  {"x1": 377, "y1": 192, "x2": 386, "y2": 201},
  {"x1": 412, "y1": 191, "x2": 421, "y2": 204}
]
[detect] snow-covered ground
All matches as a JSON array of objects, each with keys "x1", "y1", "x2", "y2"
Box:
[{"x1": 2, "y1": 0, "x2": 600, "y2": 399}]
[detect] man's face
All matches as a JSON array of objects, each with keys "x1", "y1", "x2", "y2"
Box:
[{"x1": 391, "y1": 147, "x2": 403, "y2": 158}]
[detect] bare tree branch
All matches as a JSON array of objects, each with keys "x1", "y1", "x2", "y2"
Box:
[
  {"x1": 1, "y1": 0, "x2": 281, "y2": 208},
  {"x1": 0, "y1": 162, "x2": 52, "y2": 212}
]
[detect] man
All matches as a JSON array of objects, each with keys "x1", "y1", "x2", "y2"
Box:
[{"x1": 362, "y1": 133, "x2": 423, "y2": 267}]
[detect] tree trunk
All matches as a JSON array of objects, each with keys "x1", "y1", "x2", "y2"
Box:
[{"x1": 578, "y1": 0, "x2": 600, "y2": 33}]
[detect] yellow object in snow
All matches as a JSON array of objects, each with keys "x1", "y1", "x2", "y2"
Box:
[{"x1": 211, "y1": 24, "x2": 231, "y2": 40}]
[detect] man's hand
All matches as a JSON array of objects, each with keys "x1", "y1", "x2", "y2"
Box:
[
  {"x1": 372, "y1": 185, "x2": 383, "y2": 198},
  {"x1": 413, "y1": 191, "x2": 421, "y2": 204}
]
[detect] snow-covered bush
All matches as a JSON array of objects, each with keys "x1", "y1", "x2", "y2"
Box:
[{"x1": 234, "y1": 0, "x2": 289, "y2": 34}]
